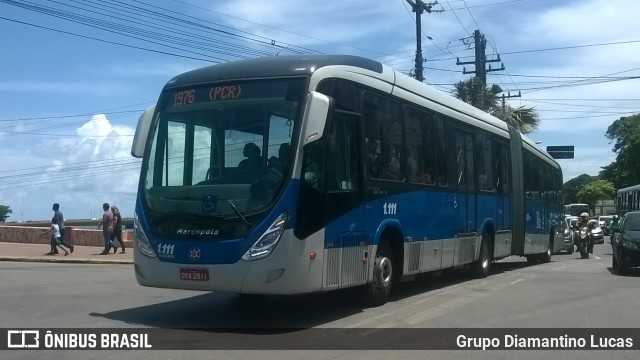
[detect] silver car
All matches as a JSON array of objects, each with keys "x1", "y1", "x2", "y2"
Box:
[
  {"x1": 561, "y1": 216, "x2": 579, "y2": 254},
  {"x1": 590, "y1": 219, "x2": 604, "y2": 244}
]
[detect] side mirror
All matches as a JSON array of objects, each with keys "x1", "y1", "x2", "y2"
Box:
[
  {"x1": 300, "y1": 91, "x2": 333, "y2": 146},
  {"x1": 131, "y1": 105, "x2": 156, "y2": 158}
]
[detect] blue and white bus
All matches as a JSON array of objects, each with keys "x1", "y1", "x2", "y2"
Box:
[
  {"x1": 131, "y1": 55, "x2": 564, "y2": 305},
  {"x1": 616, "y1": 184, "x2": 640, "y2": 215}
]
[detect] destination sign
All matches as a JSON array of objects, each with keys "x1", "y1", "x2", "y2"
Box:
[{"x1": 164, "y1": 79, "x2": 296, "y2": 108}]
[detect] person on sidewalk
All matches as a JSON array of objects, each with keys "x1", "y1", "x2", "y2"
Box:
[
  {"x1": 97, "y1": 202, "x2": 115, "y2": 255},
  {"x1": 110, "y1": 205, "x2": 125, "y2": 254},
  {"x1": 48, "y1": 203, "x2": 66, "y2": 255},
  {"x1": 44, "y1": 216, "x2": 74, "y2": 256}
]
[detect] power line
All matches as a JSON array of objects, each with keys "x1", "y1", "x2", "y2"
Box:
[
  {"x1": 0, "y1": 16, "x2": 218, "y2": 63},
  {"x1": 0, "y1": 110, "x2": 144, "y2": 122},
  {"x1": 501, "y1": 39, "x2": 640, "y2": 56}
]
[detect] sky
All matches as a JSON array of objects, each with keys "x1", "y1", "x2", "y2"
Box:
[{"x1": 1, "y1": 0, "x2": 639, "y2": 221}]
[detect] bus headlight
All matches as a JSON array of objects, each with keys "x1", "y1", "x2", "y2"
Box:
[
  {"x1": 134, "y1": 213, "x2": 156, "y2": 258},
  {"x1": 242, "y1": 211, "x2": 290, "y2": 261},
  {"x1": 623, "y1": 240, "x2": 639, "y2": 250}
]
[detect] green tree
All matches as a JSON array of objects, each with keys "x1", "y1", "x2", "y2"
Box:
[
  {"x1": 453, "y1": 77, "x2": 540, "y2": 134},
  {"x1": 599, "y1": 114, "x2": 640, "y2": 189},
  {"x1": 577, "y1": 180, "x2": 615, "y2": 213},
  {"x1": 563, "y1": 174, "x2": 597, "y2": 204},
  {"x1": 0, "y1": 204, "x2": 12, "y2": 222}
]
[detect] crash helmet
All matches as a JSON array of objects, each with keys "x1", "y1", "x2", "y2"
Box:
[{"x1": 580, "y1": 212, "x2": 589, "y2": 220}]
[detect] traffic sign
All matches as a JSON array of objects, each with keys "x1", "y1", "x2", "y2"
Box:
[{"x1": 546, "y1": 145, "x2": 574, "y2": 159}]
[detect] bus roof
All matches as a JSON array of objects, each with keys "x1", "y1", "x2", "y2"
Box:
[
  {"x1": 164, "y1": 55, "x2": 383, "y2": 88},
  {"x1": 162, "y1": 54, "x2": 559, "y2": 169},
  {"x1": 617, "y1": 184, "x2": 640, "y2": 194}
]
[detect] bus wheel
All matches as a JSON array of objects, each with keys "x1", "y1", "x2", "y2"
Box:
[
  {"x1": 365, "y1": 241, "x2": 394, "y2": 307},
  {"x1": 540, "y1": 241, "x2": 552, "y2": 263},
  {"x1": 470, "y1": 234, "x2": 490, "y2": 278}
]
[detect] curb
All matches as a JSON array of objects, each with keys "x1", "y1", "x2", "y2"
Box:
[{"x1": 0, "y1": 256, "x2": 132, "y2": 265}]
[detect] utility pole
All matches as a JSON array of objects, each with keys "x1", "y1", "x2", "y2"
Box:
[
  {"x1": 501, "y1": 91, "x2": 521, "y2": 111},
  {"x1": 456, "y1": 30, "x2": 504, "y2": 108},
  {"x1": 405, "y1": 0, "x2": 443, "y2": 82}
]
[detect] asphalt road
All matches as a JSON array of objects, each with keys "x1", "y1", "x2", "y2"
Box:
[{"x1": 1, "y1": 241, "x2": 638, "y2": 360}]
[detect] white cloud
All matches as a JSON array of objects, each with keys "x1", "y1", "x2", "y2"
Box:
[{"x1": 0, "y1": 114, "x2": 140, "y2": 220}]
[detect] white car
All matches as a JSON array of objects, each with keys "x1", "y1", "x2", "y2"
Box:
[
  {"x1": 598, "y1": 215, "x2": 613, "y2": 235},
  {"x1": 589, "y1": 219, "x2": 604, "y2": 244}
]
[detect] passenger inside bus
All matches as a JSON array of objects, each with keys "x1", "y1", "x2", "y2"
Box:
[
  {"x1": 418, "y1": 169, "x2": 433, "y2": 184},
  {"x1": 238, "y1": 142, "x2": 262, "y2": 169},
  {"x1": 382, "y1": 142, "x2": 401, "y2": 180},
  {"x1": 406, "y1": 148, "x2": 418, "y2": 182},
  {"x1": 365, "y1": 139, "x2": 382, "y2": 178},
  {"x1": 268, "y1": 143, "x2": 290, "y2": 172},
  {"x1": 479, "y1": 174, "x2": 488, "y2": 191},
  {"x1": 303, "y1": 150, "x2": 322, "y2": 190}
]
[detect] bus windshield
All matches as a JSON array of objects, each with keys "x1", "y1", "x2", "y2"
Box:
[{"x1": 141, "y1": 78, "x2": 304, "y2": 226}]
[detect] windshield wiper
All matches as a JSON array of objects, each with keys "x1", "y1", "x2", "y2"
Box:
[{"x1": 224, "y1": 199, "x2": 252, "y2": 228}]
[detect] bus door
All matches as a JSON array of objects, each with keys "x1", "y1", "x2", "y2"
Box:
[
  {"x1": 323, "y1": 111, "x2": 367, "y2": 287},
  {"x1": 453, "y1": 129, "x2": 477, "y2": 265}
]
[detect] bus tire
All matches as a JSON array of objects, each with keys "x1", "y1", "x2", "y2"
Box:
[
  {"x1": 540, "y1": 240, "x2": 552, "y2": 263},
  {"x1": 470, "y1": 233, "x2": 491, "y2": 278},
  {"x1": 364, "y1": 240, "x2": 394, "y2": 307}
]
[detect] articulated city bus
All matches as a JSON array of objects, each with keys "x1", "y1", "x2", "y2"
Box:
[
  {"x1": 616, "y1": 184, "x2": 640, "y2": 215},
  {"x1": 131, "y1": 55, "x2": 564, "y2": 305}
]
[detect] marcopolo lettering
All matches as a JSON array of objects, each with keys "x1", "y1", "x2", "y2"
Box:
[{"x1": 176, "y1": 228, "x2": 219, "y2": 236}]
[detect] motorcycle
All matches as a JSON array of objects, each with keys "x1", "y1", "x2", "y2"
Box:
[{"x1": 575, "y1": 225, "x2": 590, "y2": 259}]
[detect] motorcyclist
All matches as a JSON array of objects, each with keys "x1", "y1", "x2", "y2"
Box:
[
  {"x1": 609, "y1": 215, "x2": 620, "y2": 244},
  {"x1": 575, "y1": 212, "x2": 595, "y2": 254}
]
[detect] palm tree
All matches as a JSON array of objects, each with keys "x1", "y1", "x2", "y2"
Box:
[
  {"x1": 452, "y1": 77, "x2": 540, "y2": 134},
  {"x1": 452, "y1": 77, "x2": 498, "y2": 112},
  {"x1": 490, "y1": 105, "x2": 540, "y2": 134}
]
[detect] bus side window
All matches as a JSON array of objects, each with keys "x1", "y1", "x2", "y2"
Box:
[
  {"x1": 434, "y1": 116, "x2": 448, "y2": 187},
  {"x1": 363, "y1": 92, "x2": 403, "y2": 181}
]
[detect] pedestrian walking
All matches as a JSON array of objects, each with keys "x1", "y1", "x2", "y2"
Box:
[
  {"x1": 44, "y1": 216, "x2": 74, "y2": 256},
  {"x1": 49, "y1": 203, "x2": 66, "y2": 254},
  {"x1": 110, "y1": 205, "x2": 125, "y2": 254},
  {"x1": 97, "y1": 202, "x2": 114, "y2": 255}
]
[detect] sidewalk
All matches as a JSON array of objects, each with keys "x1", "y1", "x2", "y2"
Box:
[{"x1": 0, "y1": 241, "x2": 133, "y2": 264}]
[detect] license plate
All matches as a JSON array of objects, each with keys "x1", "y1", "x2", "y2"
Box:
[{"x1": 179, "y1": 267, "x2": 209, "y2": 281}]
